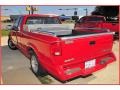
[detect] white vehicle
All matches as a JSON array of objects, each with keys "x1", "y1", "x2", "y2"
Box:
[{"x1": 6, "y1": 25, "x2": 12, "y2": 30}]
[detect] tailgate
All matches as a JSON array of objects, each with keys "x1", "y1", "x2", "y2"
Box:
[{"x1": 59, "y1": 32, "x2": 113, "y2": 64}]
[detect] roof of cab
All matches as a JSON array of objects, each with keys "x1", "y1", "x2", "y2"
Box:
[
  {"x1": 22, "y1": 14, "x2": 59, "y2": 17},
  {"x1": 83, "y1": 15, "x2": 104, "y2": 18}
]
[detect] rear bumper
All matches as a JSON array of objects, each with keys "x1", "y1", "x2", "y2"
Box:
[{"x1": 56, "y1": 52, "x2": 116, "y2": 81}]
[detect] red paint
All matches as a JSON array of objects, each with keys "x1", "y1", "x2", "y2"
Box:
[{"x1": 9, "y1": 14, "x2": 116, "y2": 81}]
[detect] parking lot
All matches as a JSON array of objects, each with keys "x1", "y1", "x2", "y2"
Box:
[{"x1": 2, "y1": 36, "x2": 119, "y2": 84}]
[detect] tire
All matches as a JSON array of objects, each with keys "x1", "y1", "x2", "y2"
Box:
[
  {"x1": 8, "y1": 38, "x2": 17, "y2": 50},
  {"x1": 30, "y1": 50, "x2": 47, "y2": 76}
]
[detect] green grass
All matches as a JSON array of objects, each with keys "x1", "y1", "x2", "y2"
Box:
[{"x1": 1, "y1": 30, "x2": 10, "y2": 36}]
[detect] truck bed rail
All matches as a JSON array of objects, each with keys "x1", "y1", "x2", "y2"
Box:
[{"x1": 61, "y1": 32, "x2": 114, "y2": 40}]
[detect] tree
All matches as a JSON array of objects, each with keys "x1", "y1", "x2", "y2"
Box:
[
  {"x1": 92, "y1": 6, "x2": 119, "y2": 21},
  {"x1": 61, "y1": 14, "x2": 66, "y2": 16}
]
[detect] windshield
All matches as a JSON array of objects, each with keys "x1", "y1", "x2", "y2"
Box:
[{"x1": 26, "y1": 17, "x2": 60, "y2": 24}]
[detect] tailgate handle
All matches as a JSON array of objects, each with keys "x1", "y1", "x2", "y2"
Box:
[{"x1": 89, "y1": 41, "x2": 96, "y2": 45}]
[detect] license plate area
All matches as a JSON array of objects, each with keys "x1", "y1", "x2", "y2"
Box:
[{"x1": 85, "y1": 59, "x2": 96, "y2": 69}]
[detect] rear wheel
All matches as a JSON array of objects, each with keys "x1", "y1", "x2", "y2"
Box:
[
  {"x1": 30, "y1": 51, "x2": 47, "y2": 76},
  {"x1": 8, "y1": 38, "x2": 17, "y2": 50}
]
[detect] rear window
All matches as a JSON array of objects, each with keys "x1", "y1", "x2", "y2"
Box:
[
  {"x1": 86, "y1": 17, "x2": 105, "y2": 22},
  {"x1": 26, "y1": 17, "x2": 60, "y2": 24}
]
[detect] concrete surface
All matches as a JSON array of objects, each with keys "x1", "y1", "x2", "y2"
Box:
[
  {"x1": 2, "y1": 36, "x2": 41, "y2": 84},
  {"x1": 2, "y1": 36, "x2": 119, "y2": 84}
]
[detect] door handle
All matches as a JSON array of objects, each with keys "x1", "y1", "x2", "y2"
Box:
[{"x1": 89, "y1": 41, "x2": 96, "y2": 45}]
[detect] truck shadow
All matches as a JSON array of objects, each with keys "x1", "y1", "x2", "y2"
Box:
[
  {"x1": 36, "y1": 74, "x2": 96, "y2": 84},
  {"x1": 32, "y1": 70, "x2": 96, "y2": 84}
]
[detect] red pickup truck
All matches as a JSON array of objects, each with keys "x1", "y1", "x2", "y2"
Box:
[
  {"x1": 75, "y1": 15, "x2": 119, "y2": 39},
  {"x1": 8, "y1": 14, "x2": 116, "y2": 82}
]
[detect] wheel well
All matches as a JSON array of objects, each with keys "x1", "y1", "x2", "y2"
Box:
[{"x1": 27, "y1": 47, "x2": 34, "y2": 58}]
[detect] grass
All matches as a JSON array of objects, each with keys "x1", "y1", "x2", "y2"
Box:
[{"x1": 1, "y1": 30, "x2": 10, "y2": 36}]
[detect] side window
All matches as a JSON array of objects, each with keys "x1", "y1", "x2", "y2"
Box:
[
  {"x1": 13, "y1": 16, "x2": 23, "y2": 31},
  {"x1": 18, "y1": 16, "x2": 23, "y2": 27},
  {"x1": 13, "y1": 17, "x2": 20, "y2": 27}
]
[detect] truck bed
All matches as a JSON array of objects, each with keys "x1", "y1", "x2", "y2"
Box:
[
  {"x1": 57, "y1": 30, "x2": 100, "y2": 37},
  {"x1": 31, "y1": 29, "x2": 105, "y2": 38},
  {"x1": 27, "y1": 24, "x2": 110, "y2": 39}
]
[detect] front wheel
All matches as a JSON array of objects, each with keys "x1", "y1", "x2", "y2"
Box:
[
  {"x1": 30, "y1": 51, "x2": 47, "y2": 76},
  {"x1": 8, "y1": 38, "x2": 17, "y2": 50}
]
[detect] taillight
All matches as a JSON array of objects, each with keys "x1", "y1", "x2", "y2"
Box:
[
  {"x1": 51, "y1": 42, "x2": 61, "y2": 56},
  {"x1": 65, "y1": 67, "x2": 81, "y2": 75}
]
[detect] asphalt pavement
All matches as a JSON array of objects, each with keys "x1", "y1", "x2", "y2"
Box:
[{"x1": 1, "y1": 36, "x2": 119, "y2": 84}]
